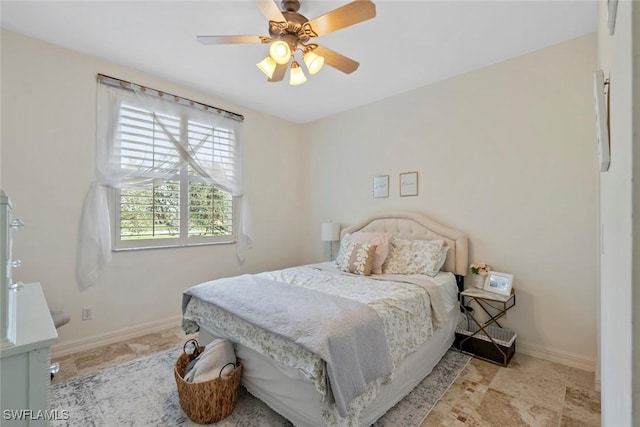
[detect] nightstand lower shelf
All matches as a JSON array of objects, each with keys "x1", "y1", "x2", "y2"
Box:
[{"x1": 455, "y1": 321, "x2": 517, "y2": 366}]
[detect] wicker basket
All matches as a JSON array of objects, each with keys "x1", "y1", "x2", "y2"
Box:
[{"x1": 174, "y1": 345, "x2": 242, "y2": 424}]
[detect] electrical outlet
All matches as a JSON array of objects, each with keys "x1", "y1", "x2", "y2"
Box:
[{"x1": 82, "y1": 306, "x2": 94, "y2": 321}]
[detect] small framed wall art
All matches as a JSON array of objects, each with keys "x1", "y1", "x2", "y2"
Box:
[
  {"x1": 373, "y1": 175, "x2": 389, "y2": 198},
  {"x1": 483, "y1": 271, "x2": 514, "y2": 296},
  {"x1": 399, "y1": 172, "x2": 418, "y2": 197}
]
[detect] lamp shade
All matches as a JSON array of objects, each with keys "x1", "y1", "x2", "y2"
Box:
[
  {"x1": 256, "y1": 56, "x2": 277, "y2": 79},
  {"x1": 321, "y1": 222, "x2": 341, "y2": 241},
  {"x1": 303, "y1": 50, "x2": 325, "y2": 75},
  {"x1": 269, "y1": 41, "x2": 291, "y2": 65},
  {"x1": 289, "y1": 61, "x2": 307, "y2": 86}
]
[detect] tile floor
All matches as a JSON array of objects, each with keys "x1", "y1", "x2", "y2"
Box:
[
  {"x1": 421, "y1": 354, "x2": 600, "y2": 427},
  {"x1": 51, "y1": 328, "x2": 600, "y2": 426}
]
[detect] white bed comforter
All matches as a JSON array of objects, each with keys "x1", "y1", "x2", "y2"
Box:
[
  {"x1": 182, "y1": 263, "x2": 457, "y2": 425},
  {"x1": 182, "y1": 273, "x2": 393, "y2": 417}
]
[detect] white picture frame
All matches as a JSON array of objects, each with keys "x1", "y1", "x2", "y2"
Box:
[
  {"x1": 483, "y1": 271, "x2": 514, "y2": 296},
  {"x1": 399, "y1": 171, "x2": 418, "y2": 197},
  {"x1": 373, "y1": 175, "x2": 389, "y2": 198},
  {"x1": 593, "y1": 70, "x2": 610, "y2": 172}
]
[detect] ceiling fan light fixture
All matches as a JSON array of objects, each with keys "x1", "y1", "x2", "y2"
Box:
[
  {"x1": 197, "y1": 0, "x2": 377, "y2": 84},
  {"x1": 303, "y1": 50, "x2": 324, "y2": 75},
  {"x1": 269, "y1": 40, "x2": 292, "y2": 65},
  {"x1": 256, "y1": 56, "x2": 277, "y2": 79},
  {"x1": 289, "y1": 61, "x2": 307, "y2": 86}
]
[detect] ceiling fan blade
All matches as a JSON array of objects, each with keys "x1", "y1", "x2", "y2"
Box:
[
  {"x1": 268, "y1": 63, "x2": 288, "y2": 82},
  {"x1": 313, "y1": 45, "x2": 360, "y2": 74},
  {"x1": 197, "y1": 35, "x2": 266, "y2": 45},
  {"x1": 307, "y1": 0, "x2": 376, "y2": 37},
  {"x1": 256, "y1": 0, "x2": 286, "y2": 22}
]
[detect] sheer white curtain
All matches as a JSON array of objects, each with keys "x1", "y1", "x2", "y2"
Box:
[{"x1": 77, "y1": 79, "x2": 251, "y2": 289}]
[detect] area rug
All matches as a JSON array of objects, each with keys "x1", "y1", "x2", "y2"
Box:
[{"x1": 50, "y1": 346, "x2": 470, "y2": 426}]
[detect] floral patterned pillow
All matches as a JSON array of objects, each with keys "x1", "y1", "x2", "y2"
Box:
[
  {"x1": 335, "y1": 233, "x2": 354, "y2": 268},
  {"x1": 336, "y1": 237, "x2": 378, "y2": 276},
  {"x1": 349, "y1": 231, "x2": 394, "y2": 274},
  {"x1": 382, "y1": 239, "x2": 446, "y2": 277}
]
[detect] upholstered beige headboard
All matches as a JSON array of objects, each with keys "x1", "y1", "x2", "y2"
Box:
[{"x1": 340, "y1": 211, "x2": 469, "y2": 276}]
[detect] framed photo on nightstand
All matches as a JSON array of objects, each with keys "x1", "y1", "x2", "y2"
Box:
[{"x1": 483, "y1": 271, "x2": 514, "y2": 296}]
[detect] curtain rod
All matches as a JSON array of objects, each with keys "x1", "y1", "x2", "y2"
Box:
[{"x1": 97, "y1": 74, "x2": 245, "y2": 122}]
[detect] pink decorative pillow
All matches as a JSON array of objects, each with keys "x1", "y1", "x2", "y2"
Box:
[{"x1": 350, "y1": 232, "x2": 394, "y2": 274}]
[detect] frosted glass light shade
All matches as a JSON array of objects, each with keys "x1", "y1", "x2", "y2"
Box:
[
  {"x1": 303, "y1": 50, "x2": 325, "y2": 75},
  {"x1": 289, "y1": 61, "x2": 307, "y2": 86},
  {"x1": 269, "y1": 41, "x2": 291, "y2": 65},
  {"x1": 256, "y1": 56, "x2": 277, "y2": 78},
  {"x1": 321, "y1": 222, "x2": 341, "y2": 241}
]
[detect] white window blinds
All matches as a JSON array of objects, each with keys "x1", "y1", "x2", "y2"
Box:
[
  {"x1": 77, "y1": 75, "x2": 251, "y2": 289},
  {"x1": 119, "y1": 105, "x2": 182, "y2": 175},
  {"x1": 115, "y1": 103, "x2": 235, "y2": 246}
]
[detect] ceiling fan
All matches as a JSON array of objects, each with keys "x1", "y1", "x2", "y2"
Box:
[{"x1": 197, "y1": 0, "x2": 376, "y2": 85}]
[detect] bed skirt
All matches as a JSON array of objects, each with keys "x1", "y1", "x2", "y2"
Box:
[{"x1": 197, "y1": 308, "x2": 461, "y2": 427}]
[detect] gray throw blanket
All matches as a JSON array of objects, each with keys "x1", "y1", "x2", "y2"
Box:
[{"x1": 182, "y1": 274, "x2": 393, "y2": 416}]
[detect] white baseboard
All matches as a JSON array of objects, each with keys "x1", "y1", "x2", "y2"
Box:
[
  {"x1": 51, "y1": 317, "x2": 598, "y2": 374},
  {"x1": 517, "y1": 340, "x2": 596, "y2": 372},
  {"x1": 51, "y1": 315, "x2": 183, "y2": 359}
]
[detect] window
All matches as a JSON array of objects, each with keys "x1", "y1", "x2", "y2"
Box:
[
  {"x1": 109, "y1": 95, "x2": 238, "y2": 249},
  {"x1": 77, "y1": 75, "x2": 247, "y2": 288}
]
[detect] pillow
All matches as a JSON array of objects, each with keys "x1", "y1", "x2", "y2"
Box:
[
  {"x1": 336, "y1": 238, "x2": 378, "y2": 276},
  {"x1": 382, "y1": 239, "x2": 447, "y2": 277},
  {"x1": 437, "y1": 244, "x2": 450, "y2": 272},
  {"x1": 349, "y1": 232, "x2": 394, "y2": 274},
  {"x1": 335, "y1": 233, "x2": 354, "y2": 268},
  {"x1": 183, "y1": 339, "x2": 237, "y2": 383}
]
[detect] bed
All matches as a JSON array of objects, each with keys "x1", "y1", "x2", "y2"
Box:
[{"x1": 181, "y1": 211, "x2": 468, "y2": 426}]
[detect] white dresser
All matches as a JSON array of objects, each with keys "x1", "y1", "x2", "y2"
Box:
[
  {"x1": 1, "y1": 283, "x2": 58, "y2": 426},
  {"x1": 0, "y1": 191, "x2": 57, "y2": 426}
]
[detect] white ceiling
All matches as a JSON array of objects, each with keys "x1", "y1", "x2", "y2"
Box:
[{"x1": 1, "y1": 1, "x2": 597, "y2": 123}]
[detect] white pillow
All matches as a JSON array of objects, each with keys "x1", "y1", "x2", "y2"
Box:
[
  {"x1": 438, "y1": 244, "x2": 450, "y2": 272},
  {"x1": 382, "y1": 239, "x2": 447, "y2": 277},
  {"x1": 335, "y1": 233, "x2": 353, "y2": 269},
  {"x1": 183, "y1": 339, "x2": 237, "y2": 383}
]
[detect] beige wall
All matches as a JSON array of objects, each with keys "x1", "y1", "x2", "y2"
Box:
[
  {"x1": 301, "y1": 34, "x2": 599, "y2": 368},
  {"x1": 0, "y1": 30, "x2": 305, "y2": 353},
  {"x1": 1, "y1": 28, "x2": 601, "y2": 369}
]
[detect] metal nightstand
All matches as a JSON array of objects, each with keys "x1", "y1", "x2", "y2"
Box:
[{"x1": 455, "y1": 288, "x2": 516, "y2": 366}]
